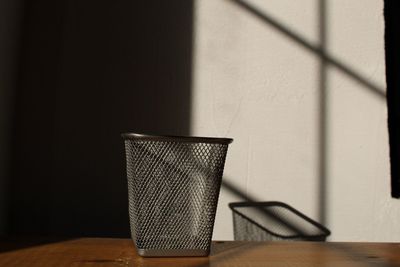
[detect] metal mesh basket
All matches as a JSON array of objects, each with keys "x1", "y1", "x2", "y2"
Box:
[
  {"x1": 122, "y1": 133, "x2": 232, "y2": 257},
  {"x1": 229, "y1": 202, "x2": 330, "y2": 242}
]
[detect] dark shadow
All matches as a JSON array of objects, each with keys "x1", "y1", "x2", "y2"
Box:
[
  {"x1": 7, "y1": 0, "x2": 193, "y2": 237},
  {"x1": 384, "y1": 0, "x2": 400, "y2": 198},
  {"x1": 222, "y1": 179, "x2": 254, "y2": 202},
  {"x1": 0, "y1": 0, "x2": 24, "y2": 236},
  {"x1": 230, "y1": 201, "x2": 330, "y2": 241},
  {"x1": 222, "y1": 179, "x2": 330, "y2": 241},
  {"x1": 222, "y1": 179, "x2": 306, "y2": 237},
  {"x1": 317, "y1": 0, "x2": 328, "y2": 226}
]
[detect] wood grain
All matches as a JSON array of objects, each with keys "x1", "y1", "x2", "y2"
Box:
[{"x1": 0, "y1": 238, "x2": 399, "y2": 266}]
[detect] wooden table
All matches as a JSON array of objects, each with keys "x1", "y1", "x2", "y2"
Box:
[{"x1": 0, "y1": 238, "x2": 399, "y2": 266}]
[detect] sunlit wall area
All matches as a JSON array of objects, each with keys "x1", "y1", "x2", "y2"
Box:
[
  {"x1": 191, "y1": 0, "x2": 393, "y2": 241},
  {"x1": 327, "y1": 0, "x2": 392, "y2": 241}
]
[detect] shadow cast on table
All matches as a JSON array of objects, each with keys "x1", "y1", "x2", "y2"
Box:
[
  {"x1": 327, "y1": 243, "x2": 398, "y2": 267},
  {"x1": 195, "y1": 242, "x2": 266, "y2": 267},
  {"x1": 128, "y1": 242, "x2": 261, "y2": 267},
  {"x1": 0, "y1": 236, "x2": 73, "y2": 254}
]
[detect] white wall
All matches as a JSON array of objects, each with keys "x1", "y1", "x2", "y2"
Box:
[{"x1": 191, "y1": 0, "x2": 397, "y2": 241}]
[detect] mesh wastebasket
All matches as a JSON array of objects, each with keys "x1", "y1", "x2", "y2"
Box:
[
  {"x1": 229, "y1": 201, "x2": 330, "y2": 241},
  {"x1": 122, "y1": 133, "x2": 233, "y2": 257}
]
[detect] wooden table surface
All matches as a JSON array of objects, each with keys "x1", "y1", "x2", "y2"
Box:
[{"x1": 0, "y1": 238, "x2": 400, "y2": 266}]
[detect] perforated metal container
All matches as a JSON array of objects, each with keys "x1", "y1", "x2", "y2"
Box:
[
  {"x1": 230, "y1": 201, "x2": 330, "y2": 242},
  {"x1": 122, "y1": 133, "x2": 232, "y2": 257}
]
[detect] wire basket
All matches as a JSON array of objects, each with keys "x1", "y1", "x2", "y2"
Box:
[
  {"x1": 122, "y1": 133, "x2": 232, "y2": 257},
  {"x1": 229, "y1": 201, "x2": 330, "y2": 241}
]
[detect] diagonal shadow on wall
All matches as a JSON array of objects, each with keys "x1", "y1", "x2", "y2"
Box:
[{"x1": 223, "y1": 0, "x2": 386, "y2": 226}]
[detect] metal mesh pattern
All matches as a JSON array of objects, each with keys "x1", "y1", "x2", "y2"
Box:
[
  {"x1": 230, "y1": 202, "x2": 330, "y2": 242},
  {"x1": 124, "y1": 138, "x2": 229, "y2": 254}
]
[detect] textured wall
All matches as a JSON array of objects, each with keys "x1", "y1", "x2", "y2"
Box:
[{"x1": 192, "y1": 0, "x2": 395, "y2": 241}]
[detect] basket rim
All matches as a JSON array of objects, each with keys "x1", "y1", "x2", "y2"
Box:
[{"x1": 121, "y1": 132, "x2": 233, "y2": 144}]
